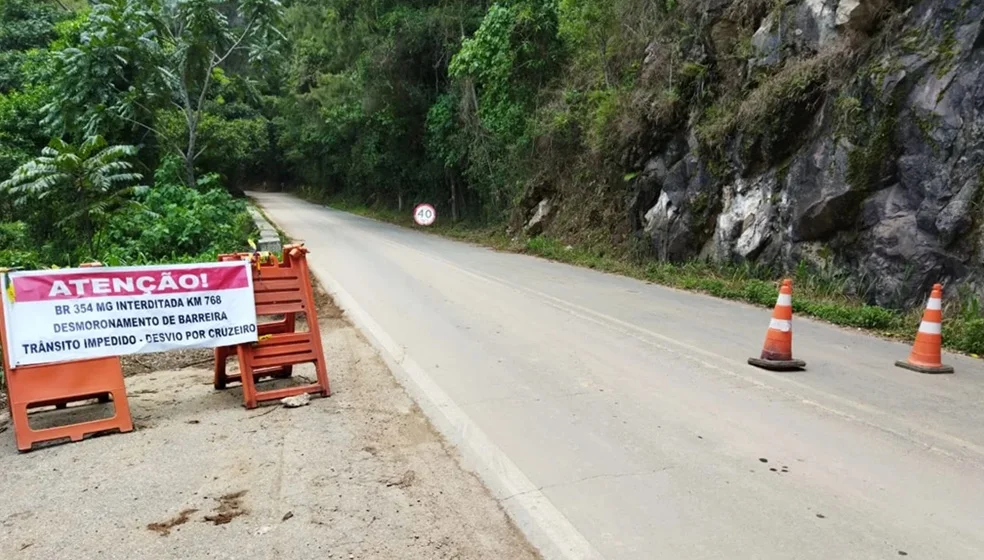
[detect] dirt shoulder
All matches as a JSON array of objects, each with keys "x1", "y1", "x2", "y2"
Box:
[{"x1": 0, "y1": 290, "x2": 538, "y2": 560}]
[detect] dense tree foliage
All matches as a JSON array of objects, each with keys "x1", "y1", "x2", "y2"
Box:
[
  {"x1": 274, "y1": 0, "x2": 485, "y2": 216},
  {"x1": 274, "y1": 0, "x2": 681, "y2": 227},
  {"x1": 0, "y1": 0, "x2": 775, "y2": 262},
  {"x1": 0, "y1": 0, "x2": 275, "y2": 267},
  {"x1": 274, "y1": 0, "x2": 564, "y2": 220}
]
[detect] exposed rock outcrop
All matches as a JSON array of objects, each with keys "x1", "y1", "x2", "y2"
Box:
[
  {"x1": 633, "y1": 0, "x2": 984, "y2": 307},
  {"x1": 525, "y1": 198, "x2": 553, "y2": 236},
  {"x1": 513, "y1": 0, "x2": 984, "y2": 308}
]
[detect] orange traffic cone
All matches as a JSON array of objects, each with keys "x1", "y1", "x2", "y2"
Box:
[
  {"x1": 896, "y1": 284, "x2": 953, "y2": 374},
  {"x1": 748, "y1": 279, "x2": 806, "y2": 371}
]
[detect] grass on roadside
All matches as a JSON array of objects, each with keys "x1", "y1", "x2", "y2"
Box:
[{"x1": 302, "y1": 193, "x2": 984, "y2": 357}]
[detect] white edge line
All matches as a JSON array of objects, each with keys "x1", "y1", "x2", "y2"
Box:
[{"x1": 309, "y1": 262, "x2": 604, "y2": 560}]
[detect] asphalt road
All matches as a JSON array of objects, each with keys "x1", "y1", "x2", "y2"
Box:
[{"x1": 252, "y1": 192, "x2": 984, "y2": 560}]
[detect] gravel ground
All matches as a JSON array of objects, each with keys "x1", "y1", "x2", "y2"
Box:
[{"x1": 0, "y1": 292, "x2": 538, "y2": 560}]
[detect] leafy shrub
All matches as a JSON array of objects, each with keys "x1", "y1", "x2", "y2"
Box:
[
  {"x1": 96, "y1": 177, "x2": 254, "y2": 264},
  {"x1": 450, "y1": 2, "x2": 563, "y2": 141},
  {"x1": 156, "y1": 111, "x2": 273, "y2": 186},
  {"x1": 2, "y1": 136, "x2": 145, "y2": 260},
  {"x1": 0, "y1": 86, "x2": 51, "y2": 181},
  {"x1": 0, "y1": 221, "x2": 40, "y2": 269},
  {"x1": 196, "y1": 115, "x2": 272, "y2": 184}
]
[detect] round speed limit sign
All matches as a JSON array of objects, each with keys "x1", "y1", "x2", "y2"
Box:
[{"x1": 413, "y1": 203, "x2": 437, "y2": 227}]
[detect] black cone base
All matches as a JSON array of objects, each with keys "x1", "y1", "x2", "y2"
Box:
[
  {"x1": 748, "y1": 357, "x2": 806, "y2": 371},
  {"x1": 895, "y1": 360, "x2": 954, "y2": 375}
]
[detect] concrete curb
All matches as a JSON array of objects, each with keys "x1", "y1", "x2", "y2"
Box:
[
  {"x1": 247, "y1": 206, "x2": 282, "y2": 253},
  {"x1": 312, "y1": 267, "x2": 603, "y2": 560},
  {"x1": 252, "y1": 200, "x2": 604, "y2": 560}
]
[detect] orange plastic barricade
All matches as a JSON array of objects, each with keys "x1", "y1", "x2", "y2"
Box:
[
  {"x1": 213, "y1": 246, "x2": 330, "y2": 408},
  {"x1": 1, "y1": 264, "x2": 133, "y2": 452},
  {"x1": 214, "y1": 314, "x2": 296, "y2": 388},
  {"x1": 214, "y1": 252, "x2": 296, "y2": 389}
]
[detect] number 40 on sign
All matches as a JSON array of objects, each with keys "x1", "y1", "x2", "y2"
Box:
[{"x1": 413, "y1": 203, "x2": 436, "y2": 227}]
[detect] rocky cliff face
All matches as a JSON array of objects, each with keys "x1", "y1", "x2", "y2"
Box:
[{"x1": 526, "y1": 0, "x2": 984, "y2": 308}]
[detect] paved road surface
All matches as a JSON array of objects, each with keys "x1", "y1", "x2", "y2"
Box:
[{"x1": 252, "y1": 192, "x2": 984, "y2": 560}]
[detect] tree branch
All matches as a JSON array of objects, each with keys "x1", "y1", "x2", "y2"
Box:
[
  {"x1": 119, "y1": 115, "x2": 183, "y2": 155},
  {"x1": 160, "y1": 20, "x2": 179, "y2": 45},
  {"x1": 196, "y1": 62, "x2": 214, "y2": 115},
  {"x1": 120, "y1": 116, "x2": 165, "y2": 141},
  {"x1": 194, "y1": 143, "x2": 210, "y2": 160},
  {"x1": 190, "y1": 18, "x2": 257, "y2": 126},
  {"x1": 212, "y1": 17, "x2": 258, "y2": 69}
]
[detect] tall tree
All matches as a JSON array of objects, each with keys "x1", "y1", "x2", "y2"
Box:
[
  {"x1": 156, "y1": 0, "x2": 284, "y2": 186},
  {"x1": 44, "y1": 0, "x2": 284, "y2": 186}
]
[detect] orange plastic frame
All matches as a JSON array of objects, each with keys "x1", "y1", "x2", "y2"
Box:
[
  {"x1": 214, "y1": 252, "x2": 295, "y2": 389},
  {"x1": 1, "y1": 265, "x2": 133, "y2": 452},
  {"x1": 213, "y1": 246, "x2": 330, "y2": 408}
]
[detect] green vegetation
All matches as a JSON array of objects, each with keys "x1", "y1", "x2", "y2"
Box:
[
  {"x1": 0, "y1": 0, "x2": 274, "y2": 269},
  {"x1": 934, "y1": 22, "x2": 958, "y2": 78},
  {"x1": 846, "y1": 97, "x2": 900, "y2": 193},
  {"x1": 0, "y1": 0, "x2": 979, "y2": 358},
  {"x1": 96, "y1": 171, "x2": 255, "y2": 265},
  {"x1": 274, "y1": 0, "x2": 683, "y2": 223},
  {"x1": 270, "y1": 0, "x2": 860, "y2": 242},
  {"x1": 2, "y1": 136, "x2": 146, "y2": 256}
]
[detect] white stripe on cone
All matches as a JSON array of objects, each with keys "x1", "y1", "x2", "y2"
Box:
[
  {"x1": 777, "y1": 294, "x2": 792, "y2": 306},
  {"x1": 770, "y1": 319, "x2": 792, "y2": 332},
  {"x1": 919, "y1": 321, "x2": 942, "y2": 335},
  {"x1": 926, "y1": 298, "x2": 942, "y2": 311}
]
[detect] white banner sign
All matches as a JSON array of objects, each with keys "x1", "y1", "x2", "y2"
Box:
[{"x1": 1, "y1": 261, "x2": 258, "y2": 367}]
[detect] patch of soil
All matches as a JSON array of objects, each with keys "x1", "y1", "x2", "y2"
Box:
[
  {"x1": 147, "y1": 509, "x2": 198, "y2": 537},
  {"x1": 203, "y1": 490, "x2": 248, "y2": 526},
  {"x1": 383, "y1": 470, "x2": 416, "y2": 489},
  {"x1": 122, "y1": 348, "x2": 214, "y2": 377},
  {"x1": 0, "y1": 286, "x2": 540, "y2": 559},
  {"x1": 312, "y1": 284, "x2": 343, "y2": 319}
]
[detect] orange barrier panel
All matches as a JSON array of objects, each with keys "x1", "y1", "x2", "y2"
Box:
[
  {"x1": 1, "y1": 264, "x2": 133, "y2": 452},
  {"x1": 214, "y1": 252, "x2": 296, "y2": 389},
  {"x1": 214, "y1": 246, "x2": 330, "y2": 408},
  {"x1": 214, "y1": 317, "x2": 296, "y2": 388}
]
